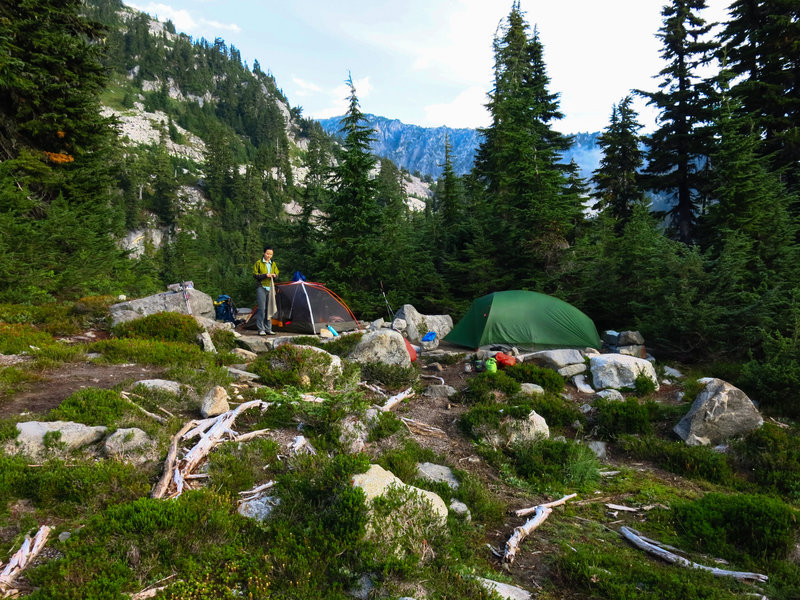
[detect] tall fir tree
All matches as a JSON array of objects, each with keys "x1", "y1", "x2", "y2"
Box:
[
  {"x1": 638, "y1": 0, "x2": 718, "y2": 244},
  {"x1": 316, "y1": 76, "x2": 384, "y2": 315},
  {"x1": 721, "y1": 0, "x2": 800, "y2": 192},
  {"x1": 591, "y1": 96, "x2": 646, "y2": 226},
  {"x1": 473, "y1": 2, "x2": 580, "y2": 288},
  {"x1": 0, "y1": 0, "x2": 131, "y2": 301}
]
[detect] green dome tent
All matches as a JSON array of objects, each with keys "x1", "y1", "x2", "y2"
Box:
[{"x1": 444, "y1": 290, "x2": 601, "y2": 350}]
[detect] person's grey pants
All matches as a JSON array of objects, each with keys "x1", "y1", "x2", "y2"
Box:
[{"x1": 255, "y1": 286, "x2": 272, "y2": 333}]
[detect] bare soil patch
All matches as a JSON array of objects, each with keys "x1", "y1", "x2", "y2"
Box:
[{"x1": 0, "y1": 362, "x2": 167, "y2": 419}]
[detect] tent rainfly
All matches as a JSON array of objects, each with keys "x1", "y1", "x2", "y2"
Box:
[
  {"x1": 444, "y1": 290, "x2": 601, "y2": 350},
  {"x1": 271, "y1": 281, "x2": 360, "y2": 334}
]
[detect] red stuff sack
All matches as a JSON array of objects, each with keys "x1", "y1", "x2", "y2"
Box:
[{"x1": 494, "y1": 352, "x2": 516, "y2": 368}]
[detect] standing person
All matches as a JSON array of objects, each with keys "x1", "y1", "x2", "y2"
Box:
[{"x1": 253, "y1": 246, "x2": 279, "y2": 335}]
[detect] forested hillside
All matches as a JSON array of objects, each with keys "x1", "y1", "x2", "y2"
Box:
[{"x1": 2, "y1": 0, "x2": 800, "y2": 396}]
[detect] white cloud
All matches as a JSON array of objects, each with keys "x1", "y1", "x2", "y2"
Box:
[
  {"x1": 309, "y1": 76, "x2": 373, "y2": 120},
  {"x1": 203, "y1": 19, "x2": 241, "y2": 33},
  {"x1": 292, "y1": 77, "x2": 322, "y2": 97},
  {"x1": 421, "y1": 86, "x2": 490, "y2": 129}
]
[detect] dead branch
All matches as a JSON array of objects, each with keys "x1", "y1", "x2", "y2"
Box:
[
  {"x1": 119, "y1": 391, "x2": 167, "y2": 423},
  {"x1": 157, "y1": 406, "x2": 176, "y2": 419},
  {"x1": 239, "y1": 481, "x2": 275, "y2": 498},
  {"x1": 420, "y1": 374, "x2": 445, "y2": 384},
  {"x1": 0, "y1": 525, "x2": 51, "y2": 593},
  {"x1": 152, "y1": 420, "x2": 198, "y2": 499},
  {"x1": 380, "y1": 387, "x2": 414, "y2": 411},
  {"x1": 606, "y1": 503, "x2": 639, "y2": 513},
  {"x1": 401, "y1": 417, "x2": 447, "y2": 439},
  {"x1": 152, "y1": 401, "x2": 272, "y2": 499},
  {"x1": 504, "y1": 494, "x2": 576, "y2": 564},
  {"x1": 233, "y1": 428, "x2": 271, "y2": 443},
  {"x1": 619, "y1": 527, "x2": 768, "y2": 583},
  {"x1": 515, "y1": 493, "x2": 577, "y2": 517}
]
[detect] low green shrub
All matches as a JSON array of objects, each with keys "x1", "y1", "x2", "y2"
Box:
[
  {"x1": 0, "y1": 366, "x2": 39, "y2": 398},
  {"x1": 250, "y1": 344, "x2": 336, "y2": 390},
  {"x1": 207, "y1": 438, "x2": 280, "y2": 496},
  {"x1": 451, "y1": 470, "x2": 506, "y2": 526},
  {"x1": 28, "y1": 491, "x2": 262, "y2": 598},
  {"x1": 112, "y1": 312, "x2": 203, "y2": 345},
  {"x1": 360, "y1": 361, "x2": 419, "y2": 389},
  {"x1": 0, "y1": 323, "x2": 55, "y2": 354},
  {"x1": 738, "y1": 329, "x2": 800, "y2": 418},
  {"x1": 509, "y1": 438, "x2": 600, "y2": 494},
  {"x1": 505, "y1": 362, "x2": 564, "y2": 393},
  {"x1": 730, "y1": 423, "x2": 800, "y2": 500},
  {"x1": 377, "y1": 439, "x2": 438, "y2": 483},
  {"x1": 594, "y1": 397, "x2": 655, "y2": 440},
  {"x1": 89, "y1": 338, "x2": 207, "y2": 367},
  {"x1": 633, "y1": 371, "x2": 657, "y2": 396},
  {"x1": 528, "y1": 393, "x2": 585, "y2": 429},
  {"x1": 0, "y1": 302, "x2": 81, "y2": 335},
  {"x1": 460, "y1": 371, "x2": 521, "y2": 404},
  {"x1": 47, "y1": 388, "x2": 129, "y2": 428},
  {"x1": 0, "y1": 455, "x2": 150, "y2": 514},
  {"x1": 672, "y1": 493, "x2": 798, "y2": 563},
  {"x1": 367, "y1": 411, "x2": 404, "y2": 441},
  {"x1": 619, "y1": 435, "x2": 735, "y2": 484},
  {"x1": 210, "y1": 328, "x2": 238, "y2": 352}
]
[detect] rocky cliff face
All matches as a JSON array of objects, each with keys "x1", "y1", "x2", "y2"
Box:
[{"x1": 318, "y1": 114, "x2": 602, "y2": 181}]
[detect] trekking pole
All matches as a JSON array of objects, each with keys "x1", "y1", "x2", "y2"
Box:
[{"x1": 380, "y1": 280, "x2": 394, "y2": 321}]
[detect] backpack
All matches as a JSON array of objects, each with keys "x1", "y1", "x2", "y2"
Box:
[{"x1": 214, "y1": 294, "x2": 238, "y2": 323}]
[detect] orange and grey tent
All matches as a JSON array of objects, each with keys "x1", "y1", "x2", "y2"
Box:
[{"x1": 269, "y1": 281, "x2": 360, "y2": 334}]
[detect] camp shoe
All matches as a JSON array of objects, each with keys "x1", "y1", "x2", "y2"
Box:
[{"x1": 258, "y1": 330, "x2": 267, "y2": 336}]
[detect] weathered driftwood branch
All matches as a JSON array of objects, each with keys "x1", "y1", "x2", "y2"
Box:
[
  {"x1": 120, "y1": 391, "x2": 167, "y2": 423},
  {"x1": 515, "y1": 493, "x2": 577, "y2": 517},
  {"x1": 401, "y1": 417, "x2": 447, "y2": 439},
  {"x1": 233, "y1": 428, "x2": 271, "y2": 443},
  {"x1": 0, "y1": 525, "x2": 51, "y2": 592},
  {"x1": 619, "y1": 527, "x2": 769, "y2": 583},
  {"x1": 420, "y1": 374, "x2": 445, "y2": 385},
  {"x1": 239, "y1": 481, "x2": 275, "y2": 498},
  {"x1": 152, "y1": 420, "x2": 198, "y2": 499},
  {"x1": 504, "y1": 494, "x2": 576, "y2": 563},
  {"x1": 380, "y1": 387, "x2": 414, "y2": 411},
  {"x1": 152, "y1": 401, "x2": 272, "y2": 499}
]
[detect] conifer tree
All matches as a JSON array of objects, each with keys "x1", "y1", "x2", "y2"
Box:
[
  {"x1": 592, "y1": 96, "x2": 645, "y2": 225},
  {"x1": 473, "y1": 2, "x2": 580, "y2": 287},
  {"x1": 0, "y1": 0, "x2": 129, "y2": 301},
  {"x1": 316, "y1": 76, "x2": 383, "y2": 315},
  {"x1": 721, "y1": 0, "x2": 800, "y2": 191},
  {"x1": 638, "y1": 0, "x2": 718, "y2": 244}
]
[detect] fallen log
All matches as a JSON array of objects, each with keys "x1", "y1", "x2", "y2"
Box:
[
  {"x1": 504, "y1": 494, "x2": 576, "y2": 563},
  {"x1": 619, "y1": 526, "x2": 768, "y2": 583},
  {"x1": 0, "y1": 525, "x2": 51, "y2": 593}
]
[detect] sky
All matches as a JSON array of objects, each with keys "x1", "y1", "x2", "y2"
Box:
[{"x1": 127, "y1": 0, "x2": 732, "y2": 134}]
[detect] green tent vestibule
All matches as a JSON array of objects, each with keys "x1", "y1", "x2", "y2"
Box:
[{"x1": 444, "y1": 290, "x2": 601, "y2": 350}]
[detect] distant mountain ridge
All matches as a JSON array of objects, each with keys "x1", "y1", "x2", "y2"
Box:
[{"x1": 317, "y1": 114, "x2": 602, "y2": 181}]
